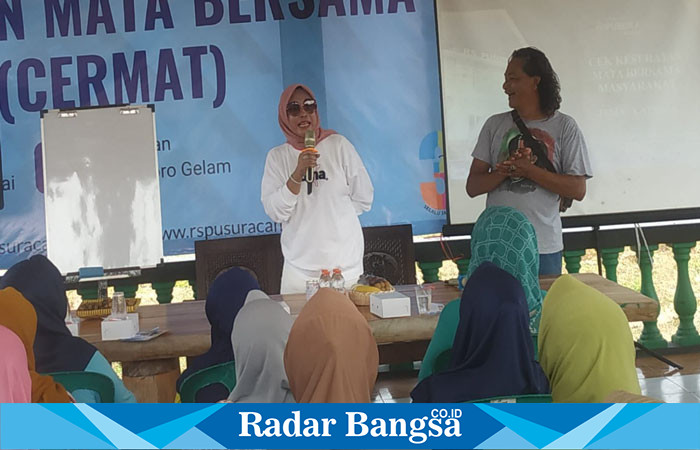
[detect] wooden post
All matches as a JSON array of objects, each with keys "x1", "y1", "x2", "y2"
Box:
[
  {"x1": 636, "y1": 244, "x2": 668, "y2": 348},
  {"x1": 77, "y1": 285, "x2": 98, "y2": 300},
  {"x1": 671, "y1": 243, "x2": 700, "y2": 346},
  {"x1": 188, "y1": 280, "x2": 197, "y2": 300},
  {"x1": 113, "y1": 282, "x2": 138, "y2": 300},
  {"x1": 563, "y1": 250, "x2": 586, "y2": 274},
  {"x1": 601, "y1": 247, "x2": 624, "y2": 282},
  {"x1": 456, "y1": 258, "x2": 470, "y2": 276},
  {"x1": 152, "y1": 281, "x2": 176, "y2": 304},
  {"x1": 418, "y1": 261, "x2": 442, "y2": 283},
  {"x1": 121, "y1": 358, "x2": 180, "y2": 403}
]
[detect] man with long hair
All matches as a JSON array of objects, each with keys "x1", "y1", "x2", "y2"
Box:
[{"x1": 466, "y1": 47, "x2": 592, "y2": 275}]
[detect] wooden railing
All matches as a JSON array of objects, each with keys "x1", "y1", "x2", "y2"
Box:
[{"x1": 70, "y1": 236, "x2": 700, "y2": 348}]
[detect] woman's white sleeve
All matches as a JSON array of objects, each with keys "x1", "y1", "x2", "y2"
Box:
[
  {"x1": 261, "y1": 153, "x2": 298, "y2": 223},
  {"x1": 343, "y1": 138, "x2": 374, "y2": 215}
]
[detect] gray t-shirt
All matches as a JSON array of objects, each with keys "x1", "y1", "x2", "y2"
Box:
[{"x1": 472, "y1": 111, "x2": 592, "y2": 254}]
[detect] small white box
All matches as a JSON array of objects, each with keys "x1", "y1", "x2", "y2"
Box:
[
  {"x1": 101, "y1": 313, "x2": 139, "y2": 341},
  {"x1": 370, "y1": 292, "x2": 411, "y2": 318}
]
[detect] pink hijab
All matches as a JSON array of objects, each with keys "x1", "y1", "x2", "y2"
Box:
[
  {"x1": 278, "y1": 84, "x2": 336, "y2": 150},
  {"x1": 0, "y1": 325, "x2": 32, "y2": 402}
]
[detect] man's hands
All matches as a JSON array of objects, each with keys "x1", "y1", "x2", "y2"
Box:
[{"x1": 496, "y1": 139, "x2": 536, "y2": 179}]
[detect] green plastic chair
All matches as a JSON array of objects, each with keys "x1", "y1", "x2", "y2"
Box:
[
  {"x1": 417, "y1": 299, "x2": 461, "y2": 382},
  {"x1": 469, "y1": 393, "x2": 553, "y2": 403},
  {"x1": 180, "y1": 361, "x2": 237, "y2": 403},
  {"x1": 47, "y1": 371, "x2": 115, "y2": 403}
]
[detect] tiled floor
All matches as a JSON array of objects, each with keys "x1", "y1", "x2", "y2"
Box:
[{"x1": 372, "y1": 351, "x2": 700, "y2": 403}]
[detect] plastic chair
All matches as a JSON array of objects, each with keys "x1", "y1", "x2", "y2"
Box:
[
  {"x1": 362, "y1": 224, "x2": 416, "y2": 285},
  {"x1": 195, "y1": 235, "x2": 284, "y2": 296},
  {"x1": 179, "y1": 361, "x2": 237, "y2": 403},
  {"x1": 469, "y1": 393, "x2": 553, "y2": 403},
  {"x1": 417, "y1": 299, "x2": 461, "y2": 382},
  {"x1": 47, "y1": 371, "x2": 115, "y2": 403}
]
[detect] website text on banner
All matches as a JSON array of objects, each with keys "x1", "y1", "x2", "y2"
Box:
[{"x1": 0, "y1": 0, "x2": 444, "y2": 269}]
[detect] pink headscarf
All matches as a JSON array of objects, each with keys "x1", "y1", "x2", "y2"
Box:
[
  {"x1": 0, "y1": 325, "x2": 32, "y2": 402},
  {"x1": 278, "y1": 84, "x2": 336, "y2": 150}
]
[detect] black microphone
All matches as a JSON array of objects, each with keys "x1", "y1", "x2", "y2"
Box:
[{"x1": 304, "y1": 130, "x2": 317, "y2": 195}]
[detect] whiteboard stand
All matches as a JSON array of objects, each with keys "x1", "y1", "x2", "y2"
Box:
[{"x1": 41, "y1": 105, "x2": 163, "y2": 275}]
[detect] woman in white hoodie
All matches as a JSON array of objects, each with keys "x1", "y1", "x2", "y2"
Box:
[{"x1": 261, "y1": 84, "x2": 373, "y2": 294}]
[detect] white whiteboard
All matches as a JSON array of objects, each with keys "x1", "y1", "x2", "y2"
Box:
[
  {"x1": 41, "y1": 105, "x2": 163, "y2": 274},
  {"x1": 438, "y1": 0, "x2": 700, "y2": 226}
]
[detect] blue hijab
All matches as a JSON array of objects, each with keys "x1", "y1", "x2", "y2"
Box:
[
  {"x1": 411, "y1": 262, "x2": 549, "y2": 403},
  {"x1": 0, "y1": 255, "x2": 97, "y2": 373},
  {"x1": 176, "y1": 267, "x2": 260, "y2": 396}
]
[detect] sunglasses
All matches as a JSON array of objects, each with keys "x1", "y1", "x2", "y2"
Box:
[{"x1": 286, "y1": 99, "x2": 317, "y2": 117}]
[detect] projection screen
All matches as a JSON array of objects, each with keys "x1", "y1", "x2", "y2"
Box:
[{"x1": 437, "y1": 0, "x2": 700, "y2": 228}]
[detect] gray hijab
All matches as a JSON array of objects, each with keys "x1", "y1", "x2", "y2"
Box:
[{"x1": 227, "y1": 290, "x2": 295, "y2": 403}]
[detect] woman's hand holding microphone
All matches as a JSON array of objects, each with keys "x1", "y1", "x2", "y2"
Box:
[{"x1": 287, "y1": 150, "x2": 320, "y2": 194}]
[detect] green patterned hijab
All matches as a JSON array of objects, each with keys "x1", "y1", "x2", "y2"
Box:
[{"x1": 467, "y1": 206, "x2": 543, "y2": 332}]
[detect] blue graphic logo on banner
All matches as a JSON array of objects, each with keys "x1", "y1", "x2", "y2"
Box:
[
  {"x1": 419, "y1": 130, "x2": 445, "y2": 215},
  {"x1": 0, "y1": 0, "x2": 444, "y2": 269},
  {"x1": 2, "y1": 403, "x2": 700, "y2": 449}
]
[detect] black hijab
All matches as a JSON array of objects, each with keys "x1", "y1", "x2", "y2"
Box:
[
  {"x1": 411, "y1": 262, "x2": 549, "y2": 402},
  {"x1": 176, "y1": 267, "x2": 260, "y2": 399},
  {"x1": 0, "y1": 255, "x2": 97, "y2": 373}
]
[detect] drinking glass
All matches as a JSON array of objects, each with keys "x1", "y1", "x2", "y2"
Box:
[
  {"x1": 111, "y1": 291, "x2": 127, "y2": 320},
  {"x1": 305, "y1": 280, "x2": 320, "y2": 301},
  {"x1": 415, "y1": 286, "x2": 432, "y2": 314}
]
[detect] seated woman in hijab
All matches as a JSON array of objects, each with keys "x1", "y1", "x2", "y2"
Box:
[
  {"x1": 418, "y1": 205, "x2": 544, "y2": 381},
  {"x1": 538, "y1": 275, "x2": 641, "y2": 402},
  {"x1": 411, "y1": 262, "x2": 549, "y2": 403},
  {"x1": 0, "y1": 325, "x2": 32, "y2": 402},
  {"x1": 227, "y1": 290, "x2": 294, "y2": 403},
  {"x1": 468, "y1": 206, "x2": 544, "y2": 331},
  {"x1": 0, "y1": 255, "x2": 135, "y2": 403},
  {"x1": 0, "y1": 287, "x2": 72, "y2": 402},
  {"x1": 284, "y1": 288, "x2": 378, "y2": 403},
  {"x1": 176, "y1": 267, "x2": 260, "y2": 402}
]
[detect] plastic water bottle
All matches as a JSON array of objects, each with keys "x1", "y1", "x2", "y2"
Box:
[
  {"x1": 331, "y1": 268, "x2": 345, "y2": 293},
  {"x1": 319, "y1": 269, "x2": 332, "y2": 288}
]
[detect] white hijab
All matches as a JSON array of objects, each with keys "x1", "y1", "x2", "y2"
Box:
[{"x1": 227, "y1": 290, "x2": 295, "y2": 403}]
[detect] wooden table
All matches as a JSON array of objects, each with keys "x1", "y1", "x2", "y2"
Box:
[
  {"x1": 78, "y1": 273, "x2": 658, "y2": 402},
  {"x1": 77, "y1": 283, "x2": 460, "y2": 402},
  {"x1": 539, "y1": 273, "x2": 659, "y2": 322}
]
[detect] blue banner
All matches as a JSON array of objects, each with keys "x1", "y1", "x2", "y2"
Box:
[
  {"x1": 2, "y1": 403, "x2": 699, "y2": 449},
  {"x1": 0, "y1": 0, "x2": 446, "y2": 269}
]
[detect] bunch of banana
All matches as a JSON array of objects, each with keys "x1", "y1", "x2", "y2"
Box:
[
  {"x1": 352, "y1": 284, "x2": 382, "y2": 293},
  {"x1": 357, "y1": 274, "x2": 393, "y2": 291}
]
